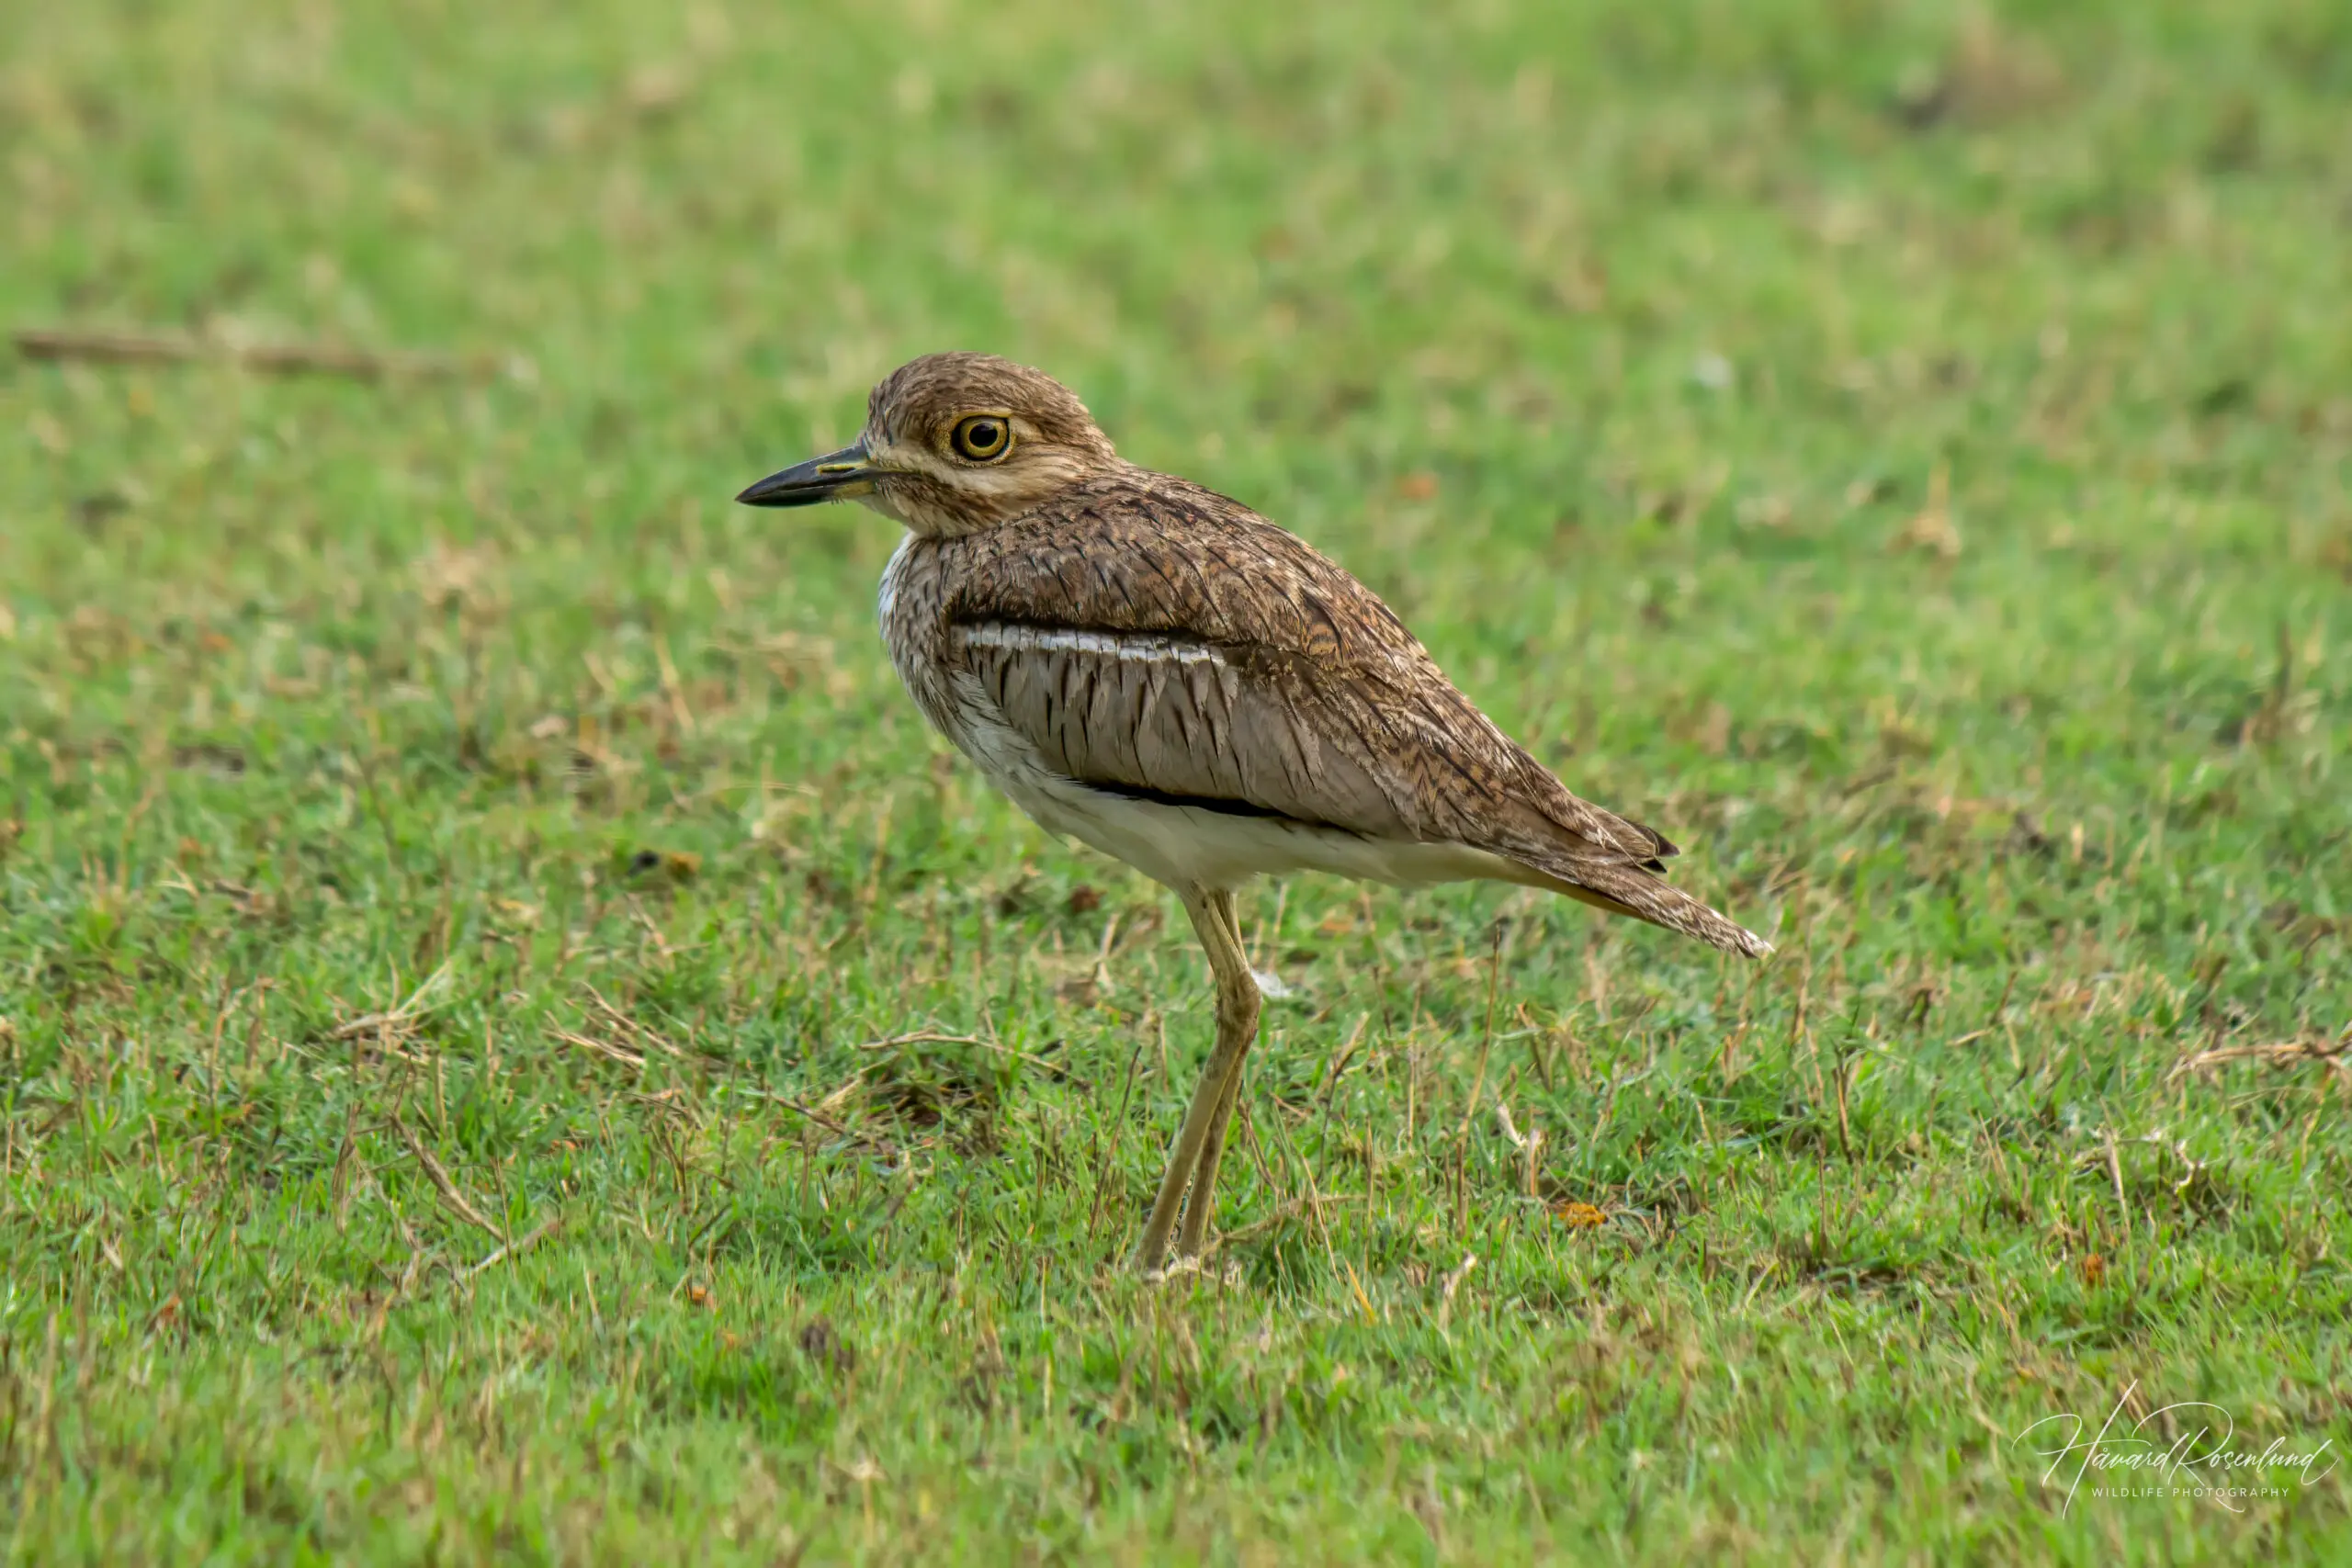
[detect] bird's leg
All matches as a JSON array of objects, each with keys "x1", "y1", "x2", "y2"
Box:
[
  {"x1": 1134, "y1": 887, "x2": 1262, "y2": 1273},
  {"x1": 1175, "y1": 890, "x2": 1251, "y2": 1258}
]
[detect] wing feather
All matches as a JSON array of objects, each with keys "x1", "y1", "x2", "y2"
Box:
[{"x1": 934, "y1": 474, "x2": 1768, "y2": 954}]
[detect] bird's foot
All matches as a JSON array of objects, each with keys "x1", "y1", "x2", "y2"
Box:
[{"x1": 1138, "y1": 1253, "x2": 1205, "y2": 1285}]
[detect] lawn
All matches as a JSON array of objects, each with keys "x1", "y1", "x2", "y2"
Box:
[{"x1": 3, "y1": 0, "x2": 2349, "y2": 1561}]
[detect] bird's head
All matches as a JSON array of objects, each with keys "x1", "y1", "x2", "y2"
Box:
[{"x1": 737, "y1": 353, "x2": 1120, "y2": 536}]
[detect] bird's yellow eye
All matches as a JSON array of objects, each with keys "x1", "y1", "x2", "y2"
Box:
[{"x1": 951, "y1": 414, "x2": 1012, "y2": 462}]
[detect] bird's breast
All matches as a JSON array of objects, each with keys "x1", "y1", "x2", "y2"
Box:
[
  {"x1": 877, "y1": 534, "x2": 1011, "y2": 767},
  {"x1": 876, "y1": 534, "x2": 950, "y2": 713}
]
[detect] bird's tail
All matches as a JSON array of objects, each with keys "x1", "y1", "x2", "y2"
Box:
[{"x1": 1517, "y1": 857, "x2": 1773, "y2": 958}]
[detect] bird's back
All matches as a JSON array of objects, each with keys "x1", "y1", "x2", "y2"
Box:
[{"x1": 878, "y1": 467, "x2": 1766, "y2": 955}]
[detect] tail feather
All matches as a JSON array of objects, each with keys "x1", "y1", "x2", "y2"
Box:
[{"x1": 1517, "y1": 855, "x2": 1772, "y2": 958}]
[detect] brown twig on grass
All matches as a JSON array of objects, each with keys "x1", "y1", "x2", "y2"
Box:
[
  {"x1": 583, "y1": 984, "x2": 684, "y2": 1056},
  {"x1": 1494, "y1": 1102, "x2": 1546, "y2": 1200},
  {"x1": 854, "y1": 1030, "x2": 1067, "y2": 1074},
  {"x1": 555, "y1": 1029, "x2": 646, "y2": 1070},
  {"x1": 1205, "y1": 1191, "x2": 1358, "y2": 1251},
  {"x1": 2165, "y1": 1032, "x2": 2350, "y2": 1082},
  {"x1": 734, "y1": 1086, "x2": 903, "y2": 1160},
  {"x1": 1085, "y1": 1032, "x2": 1148, "y2": 1244},
  {"x1": 390, "y1": 1112, "x2": 506, "y2": 1242},
  {"x1": 467, "y1": 1214, "x2": 561, "y2": 1280},
  {"x1": 13, "y1": 325, "x2": 508, "y2": 381},
  {"x1": 330, "y1": 963, "x2": 454, "y2": 1042},
  {"x1": 1436, "y1": 1251, "x2": 1479, "y2": 1331}
]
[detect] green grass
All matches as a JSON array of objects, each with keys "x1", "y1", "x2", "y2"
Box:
[{"x1": 5, "y1": 0, "x2": 2350, "y2": 1560}]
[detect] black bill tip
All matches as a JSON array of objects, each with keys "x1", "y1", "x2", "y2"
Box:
[{"x1": 736, "y1": 441, "x2": 875, "y2": 507}]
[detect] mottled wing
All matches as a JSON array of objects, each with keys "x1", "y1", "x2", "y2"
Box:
[
  {"x1": 948, "y1": 621, "x2": 1415, "y2": 834},
  {"x1": 940, "y1": 474, "x2": 1769, "y2": 955},
  {"x1": 943, "y1": 473, "x2": 1645, "y2": 852}
]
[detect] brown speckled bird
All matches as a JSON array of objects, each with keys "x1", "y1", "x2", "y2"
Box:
[{"x1": 740, "y1": 353, "x2": 1770, "y2": 1271}]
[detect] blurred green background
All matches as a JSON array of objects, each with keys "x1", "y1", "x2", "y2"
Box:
[{"x1": 3, "y1": 1, "x2": 2348, "y2": 1562}]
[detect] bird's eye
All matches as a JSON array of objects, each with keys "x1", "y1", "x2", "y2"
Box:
[{"x1": 951, "y1": 415, "x2": 1012, "y2": 462}]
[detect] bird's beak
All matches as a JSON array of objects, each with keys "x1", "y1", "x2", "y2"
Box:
[{"x1": 735, "y1": 441, "x2": 877, "y2": 507}]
